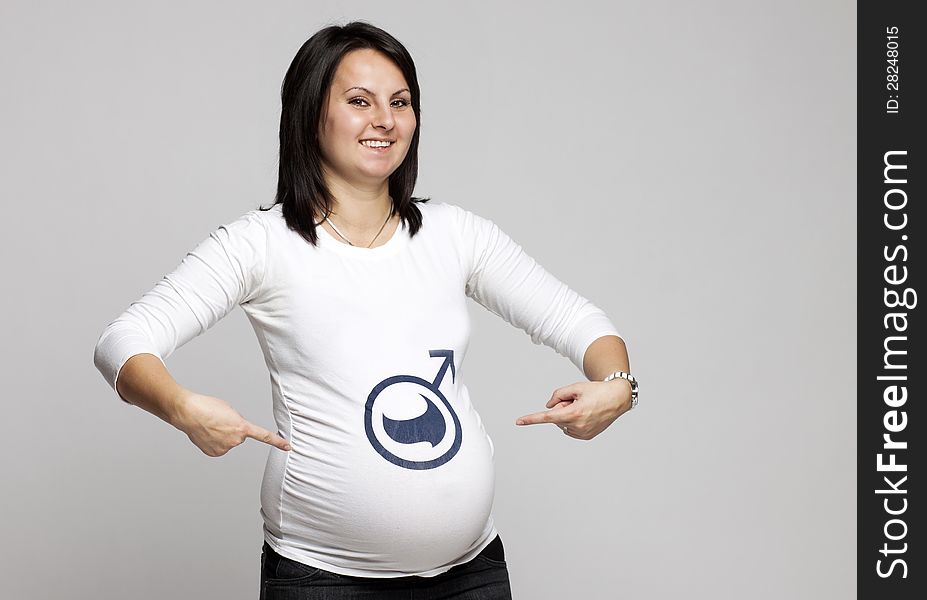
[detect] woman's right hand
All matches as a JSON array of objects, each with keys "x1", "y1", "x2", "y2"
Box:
[{"x1": 171, "y1": 390, "x2": 291, "y2": 457}]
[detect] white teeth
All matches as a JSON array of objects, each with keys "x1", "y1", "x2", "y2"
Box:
[{"x1": 361, "y1": 140, "x2": 392, "y2": 148}]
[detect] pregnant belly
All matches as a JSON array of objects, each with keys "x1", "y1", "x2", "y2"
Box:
[{"x1": 271, "y1": 418, "x2": 497, "y2": 573}]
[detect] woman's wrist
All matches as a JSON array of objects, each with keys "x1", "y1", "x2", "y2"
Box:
[
  {"x1": 167, "y1": 387, "x2": 195, "y2": 431},
  {"x1": 603, "y1": 377, "x2": 632, "y2": 408}
]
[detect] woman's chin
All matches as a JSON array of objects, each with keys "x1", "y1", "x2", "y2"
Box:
[{"x1": 355, "y1": 164, "x2": 400, "y2": 182}]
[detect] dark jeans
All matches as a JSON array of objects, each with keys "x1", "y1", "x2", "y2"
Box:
[{"x1": 260, "y1": 535, "x2": 513, "y2": 599}]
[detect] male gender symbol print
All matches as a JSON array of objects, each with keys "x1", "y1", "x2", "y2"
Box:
[{"x1": 364, "y1": 349, "x2": 463, "y2": 470}]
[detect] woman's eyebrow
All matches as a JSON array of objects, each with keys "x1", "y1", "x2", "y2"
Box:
[{"x1": 343, "y1": 86, "x2": 411, "y2": 96}]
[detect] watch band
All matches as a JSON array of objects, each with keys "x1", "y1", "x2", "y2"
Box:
[{"x1": 603, "y1": 370, "x2": 639, "y2": 409}]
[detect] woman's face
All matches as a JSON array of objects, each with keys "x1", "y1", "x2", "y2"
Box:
[{"x1": 318, "y1": 48, "x2": 416, "y2": 189}]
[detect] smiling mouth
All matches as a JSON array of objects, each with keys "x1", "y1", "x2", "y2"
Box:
[{"x1": 359, "y1": 139, "x2": 395, "y2": 149}]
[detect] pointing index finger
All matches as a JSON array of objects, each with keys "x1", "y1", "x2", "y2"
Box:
[
  {"x1": 515, "y1": 406, "x2": 569, "y2": 426},
  {"x1": 245, "y1": 422, "x2": 292, "y2": 451}
]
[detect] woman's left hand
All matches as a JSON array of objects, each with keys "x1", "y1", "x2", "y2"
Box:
[{"x1": 514, "y1": 379, "x2": 633, "y2": 440}]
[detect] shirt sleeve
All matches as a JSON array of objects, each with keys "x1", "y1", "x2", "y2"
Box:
[
  {"x1": 450, "y1": 203, "x2": 622, "y2": 376},
  {"x1": 92, "y1": 210, "x2": 268, "y2": 403}
]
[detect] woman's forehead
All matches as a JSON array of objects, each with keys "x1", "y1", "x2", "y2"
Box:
[{"x1": 332, "y1": 49, "x2": 408, "y2": 91}]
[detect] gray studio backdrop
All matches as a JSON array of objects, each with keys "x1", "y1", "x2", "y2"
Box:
[{"x1": 0, "y1": 1, "x2": 855, "y2": 598}]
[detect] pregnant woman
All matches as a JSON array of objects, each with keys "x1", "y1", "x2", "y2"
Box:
[{"x1": 93, "y1": 21, "x2": 636, "y2": 599}]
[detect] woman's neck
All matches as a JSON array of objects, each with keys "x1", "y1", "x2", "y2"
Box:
[{"x1": 320, "y1": 175, "x2": 394, "y2": 231}]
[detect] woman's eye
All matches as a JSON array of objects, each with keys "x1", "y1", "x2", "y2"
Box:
[{"x1": 348, "y1": 97, "x2": 410, "y2": 108}]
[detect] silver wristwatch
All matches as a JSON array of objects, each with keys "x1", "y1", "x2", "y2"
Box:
[{"x1": 603, "y1": 370, "x2": 639, "y2": 409}]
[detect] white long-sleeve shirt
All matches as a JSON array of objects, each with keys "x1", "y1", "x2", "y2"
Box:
[{"x1": 92, "y1": 199, "x2": 621, "y2": 578}]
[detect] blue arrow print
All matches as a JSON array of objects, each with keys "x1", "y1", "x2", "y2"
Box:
[{"x1": 364, "y1": 349, "x2": 463, "y2": 470}]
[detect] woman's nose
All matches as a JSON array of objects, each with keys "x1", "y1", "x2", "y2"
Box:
[{"x1": 371, "y1": 103, "x2": 394, "y2": 129}]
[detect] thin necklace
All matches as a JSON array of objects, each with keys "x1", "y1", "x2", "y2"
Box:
[{"x1": 324, "y1": 205, "x2": 394, "y2": 248}]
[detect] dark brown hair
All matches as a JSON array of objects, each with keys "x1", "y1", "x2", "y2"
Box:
[{"x1": 261, "y1": 21, "x2": 429, "y2": 245}]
